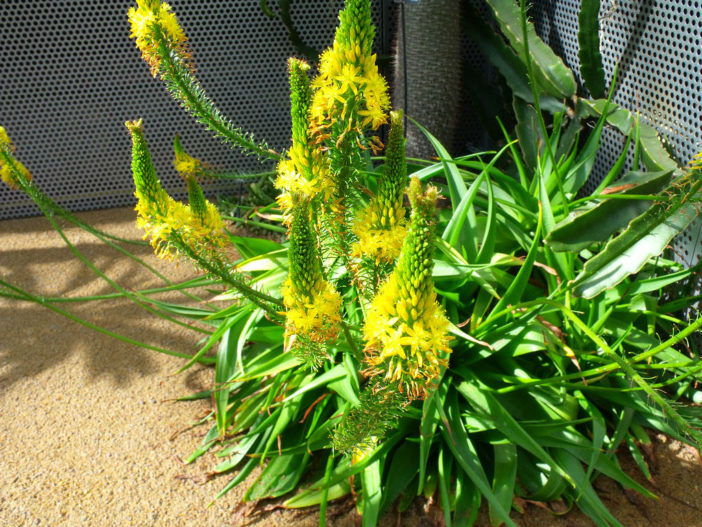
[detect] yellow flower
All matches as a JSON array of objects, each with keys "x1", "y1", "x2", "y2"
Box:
[
  {"x1": 362, "y1": 178, "x2": 451, "y2": 400},
  {"x1": 173, "y1": 134, "x2": 210, "y2": 179},
  {"x1": 351, "y1": 205, "x2": 407, "y2": 263},
  {"x1": 128, "y1": 0, "x2": 188, "y2": 76},
  {"x1": 282, "y1": 277, "x2": 342, "y2": 343},
  {"x1": 133, "y1": 184, "x2": 228, "y2": 261},
  {"x1": 0, "y1": 126, "x2": 32, "y2": 190},
  {"x1": 127, "y1": 119, "x2": 228, "y2": 261},
  {"x1": 0, "y1": 127, "x2": 12, "y2": 149},
  {"x1": 335, "y1": 63, "x2": 364, "y2": 96}
]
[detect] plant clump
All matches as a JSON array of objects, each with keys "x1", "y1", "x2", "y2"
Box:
[{"x1": 2, "y1": 2, "x2": 702, "y2": 527}]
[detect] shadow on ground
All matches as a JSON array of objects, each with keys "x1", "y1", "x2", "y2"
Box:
[{"x1": 1, "y1": 207, "x2": 702, "y2": 527}]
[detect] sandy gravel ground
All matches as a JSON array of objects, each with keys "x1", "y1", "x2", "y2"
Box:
[{"x1": 2, "y1": 207, "x2": 702, "y2": 527}]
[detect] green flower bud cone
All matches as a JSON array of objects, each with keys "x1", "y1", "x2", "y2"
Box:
[
  {"x1": 288, "y1": 58, "x2": 313, "y2": 149},
  {"x1": 288, "y1": 197, "x2": 323, "y2": 293},
  {"x1": 186, "y1": 175, "x2": 208, "y2": 222},
  {"x1": 396, "y1": 177, "x2": 438, "y2": 317},
  {"x1": 380, "y1": 110, "x2": 408, "y2": 217},
  {"x1": 336, "y1": 0, "x2": 375, "y2": 57},
  {"x1": 125, "y1": 119, "x2": 168, "y2": 215}
]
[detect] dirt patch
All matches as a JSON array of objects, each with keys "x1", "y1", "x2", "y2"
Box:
[{"x1": 1, "y1": 207, "x2": 701, "y2": 527}]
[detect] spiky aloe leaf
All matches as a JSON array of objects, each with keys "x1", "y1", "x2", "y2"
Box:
[
  {"x1": 578, "y1": 0, "x2": 606, "y2": 98},
  {"x1": 484, "y1": 0, "x2": 577, "y2": 99},
  {"x1": 547, "y1": 170, "x2": 673, "y2": 252},
  {"x1": 571, "y1": 175, "x2": 701, "y2": 298}
]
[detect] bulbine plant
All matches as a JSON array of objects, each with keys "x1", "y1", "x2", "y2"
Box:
[{"x1": 2, "y1": 1, "x2": 702, "y2": 526}]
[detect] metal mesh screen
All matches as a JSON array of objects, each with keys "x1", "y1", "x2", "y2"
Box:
[
  {"x1": 392, "y1": 0, "x2": 495, "y2": 159},
  {"x1": 531, "y1": 0, "x2": 702, "y2": 268},
  {"x1": 0, "y1": 0, "x2": 386, "y2": 220}
]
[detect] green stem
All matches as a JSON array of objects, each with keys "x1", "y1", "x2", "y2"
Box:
[
  {"x1": 154, "y1": 26, "x2": 280, "y2": 162},
  {"x1": 1, "y1": 279, "x2": 213, "y2": 364},
  {"x1": 319, "y1": 453, "x2": 335, "y2": 527},
  {"x1": 0, "y1": 277, "x2": 218, "y2": 304}
]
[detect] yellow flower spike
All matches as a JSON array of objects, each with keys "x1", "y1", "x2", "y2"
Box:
[
  {"x1": 283, "y1": 196, "x2": 342, "y2": 368},
  {"x1": 362, "y1": 178, "x2": 452, "y2": 401},
  {"x1": 275, "y1": 58, "x2": 332, "y2": 221},
  {"x1": 0, "y1": 126, "x2": 32, "y2": 190},
  {"x1": 126, "y1": 119, "x2": 228, "y2": 261},
  {"x1": 352, "y1": 111, "x2": 409, "y2": 265},
  {"x1": 309, "y1": 0, "x2": 390, "y2": 229},
  {"x1": 128, "y1": 0, "x2": 190, "y2": 76}
]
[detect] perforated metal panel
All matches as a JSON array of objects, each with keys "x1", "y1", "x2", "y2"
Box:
[
  {"x1": 531, "y1": 0, "x2": 702, "y2": 268},
  {"x1": 0, "y1": 1, "x2": 387, "y2": 219}
]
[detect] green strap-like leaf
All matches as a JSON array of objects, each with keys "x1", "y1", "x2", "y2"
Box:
[
  {"x1": 490, "y1": 443, "x2": 517, "y2": 527},
  {"x1": 553, "y1": 449, "x2": 623, "y2": 527},
  {"x1": 245, "y1": 452, "x2": 310, "y2": 501},
  {"x1": 361, "y1": 459, "x2": 383, "y2": 527},
  {"x1": 438, "y1": 390, "x2": 517, "y2": 527},
  {"x1": 418, "y1": 384, "x2": 445, "y2": 495},
  {"x1": 380, "y1": 442, "x2": 419, "y2": 512},
  {"x1": 487, "y1": 204, "x2": 543, "y2": 320}
]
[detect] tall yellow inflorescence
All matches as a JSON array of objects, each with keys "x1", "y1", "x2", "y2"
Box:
[
  {"x1": 310, "y1": 0, "x2": 390, "y2": 133},
  {"x1": 126, "y1": 119, "x2": 228, "y2": 261},
  {"x1": 309, "y1": 0, "x2": 391, "y2": 228},
  {"x1": 127, "y1": 0, "x2": 189, "y2": 76},
  {"x1": 282, "y1": 196, "x2": 342, "y2": 367},
  {"x1": 275, "y1": 58, "x2": 332, "y2": 221},
  {"x1": 362, "y1": 178, "x2": 452, "y2": 400},
  {"x1": 352, "y1": 110, "x2": 408, "y2": 264}
]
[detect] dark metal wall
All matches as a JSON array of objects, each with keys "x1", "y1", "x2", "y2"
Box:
[{"x1": 0, "y1": 1, "x2": 388, "y2": 219}]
